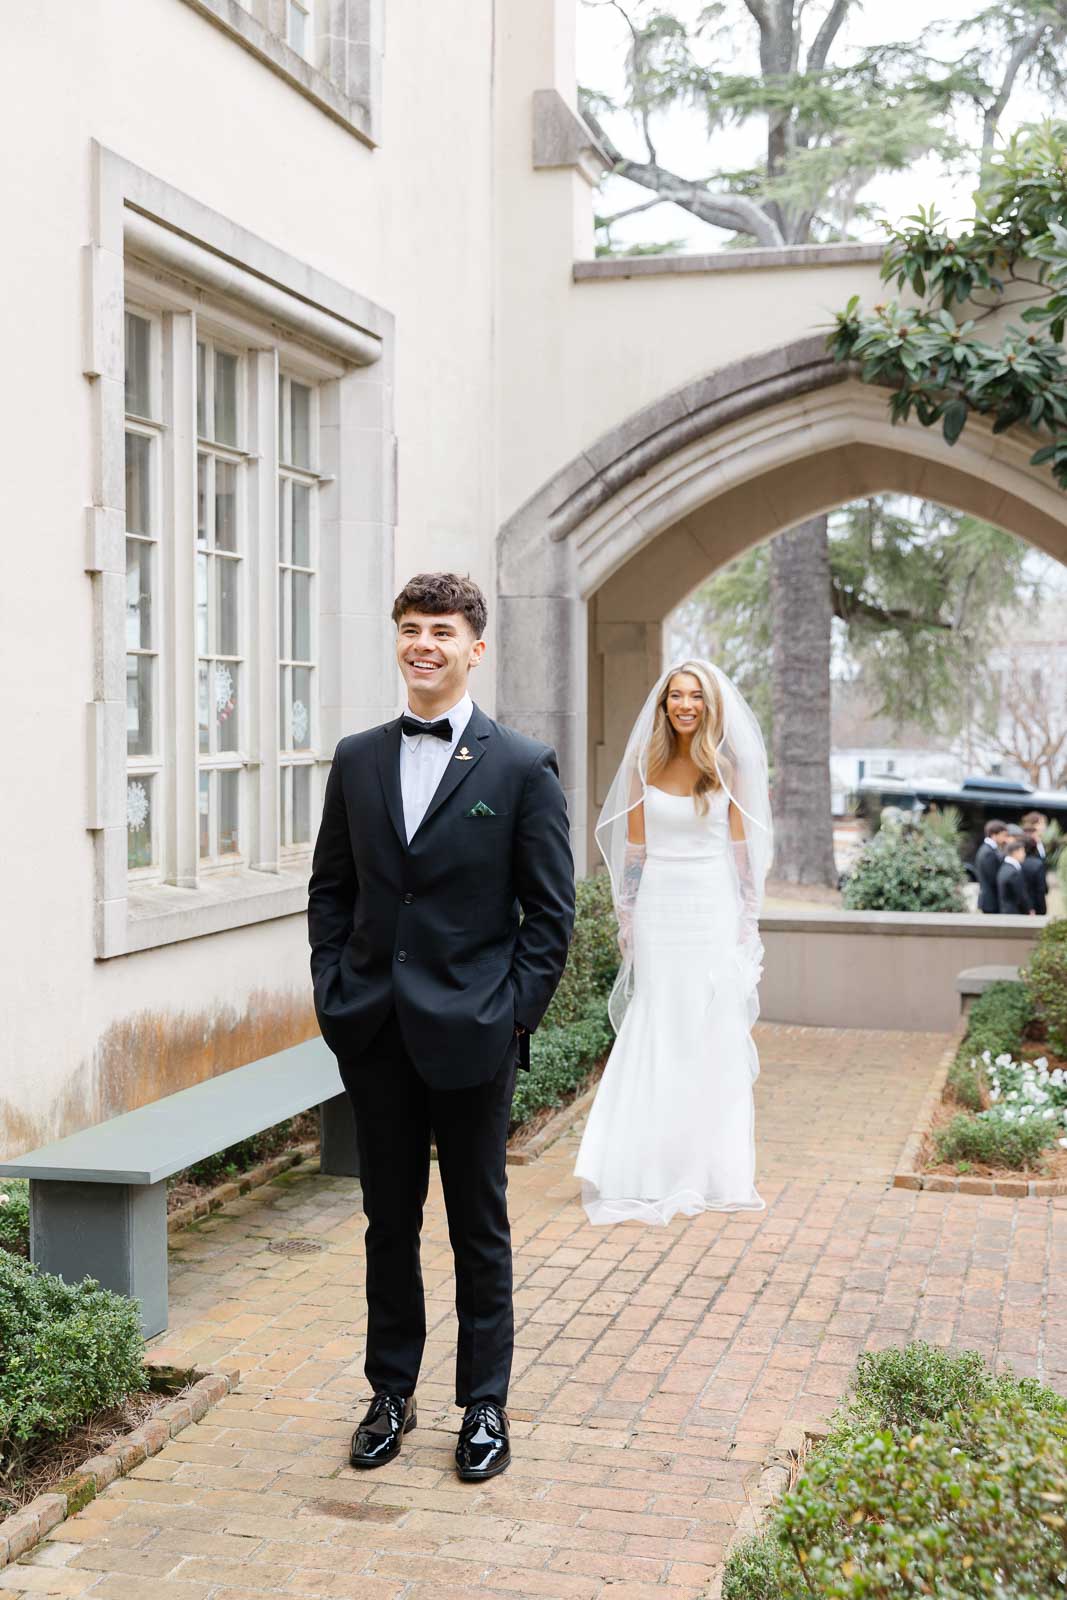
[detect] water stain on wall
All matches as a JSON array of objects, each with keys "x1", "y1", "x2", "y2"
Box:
[{"x1": 0, "y1": 991, "x2": 319, "y2": 1161}]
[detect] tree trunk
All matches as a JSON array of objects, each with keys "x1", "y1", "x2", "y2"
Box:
[{"x1": 769, "y1": 515, "x2": 838, "y2": 885}]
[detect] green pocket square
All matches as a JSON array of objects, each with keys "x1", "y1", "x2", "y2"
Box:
[{"x1": 465, "y1": 801, "x2": 496, "y2": 817}]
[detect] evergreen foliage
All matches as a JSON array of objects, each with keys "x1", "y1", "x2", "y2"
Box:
[
  {"x1": 841, "y1": 820, "x2": 967, "y2": 911},
  {"x1": 0, "y1": 1253, "x2": 147, "y2": 1504},
  {"x1": 723, "y1": 1342, "x2": 1067, "y2": 1598}
]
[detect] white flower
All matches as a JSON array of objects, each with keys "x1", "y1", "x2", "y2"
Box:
[
  {"x1": 1045, "y1": 1110, "x2": 1057, "y2": 1121},
  {"x1": 0, "y1": 1194, "x2": 8, "y2": 1207},
  {"x1": 995, "y1": 1053, "x2": 1014, "y2": 1067},
  {"x1": 1007, "y1": 1091, "x2": 1019, "y2": 1101},
  {"x1": 1035, "y1": 1058, "x2": 1049, "y2": 1070},
  {"x1": 982, "y1": 1051, "x2": 993, "y2": 1064},
  {"x1": 989, "y1": 1088, "x2": 1001, "y2": 1102},
  {"x1": 1059, "y1": 1138, "x2": 1067, "y2": 1149}
]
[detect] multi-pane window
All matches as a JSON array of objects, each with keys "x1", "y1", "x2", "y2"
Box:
[
  {"x1": 196, "y1": 340, "x2": 245, "y2": 865},
  {"x1": 118, "y1": 280, "x2": 329, "y2": 899},
  {"x1": 278, "y1": 375, "x2": 317, "y2": 849},
  {"x1": 287, "y1": 0, "x2": 312, "y2": 57},
  {"x1": 124, "y1": 311, "x2": 162, "y2": 874}
]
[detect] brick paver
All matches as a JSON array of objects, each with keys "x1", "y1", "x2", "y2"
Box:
[{"x1": 7, "y1": 1023, "x2": 1067, "y2": 1599}]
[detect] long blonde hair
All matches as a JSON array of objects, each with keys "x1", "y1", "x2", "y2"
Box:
[{"x1": 647, "y1": 661, "x2": 730, "y2": 813}]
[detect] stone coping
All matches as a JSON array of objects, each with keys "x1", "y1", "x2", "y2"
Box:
[
  {"x1": 762, "y1": 909, "x2": 1042, "y2": 938},
  {"x1": 892, "y1": 1022, "x2": 1067, "y2": 1197},
  {"x1": 575, "y1": 242, "x2": 884, "y2": 280},
  {"x1": 0, "y1": 1366, "x2": 239, "y2": 1571}
]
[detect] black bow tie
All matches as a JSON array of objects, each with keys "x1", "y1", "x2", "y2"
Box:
[{"x1": 401, "y1": 714, "x2": 453, "y2": 741}]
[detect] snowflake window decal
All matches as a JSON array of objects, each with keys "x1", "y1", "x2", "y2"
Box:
[
  {"x1": 127, "y1": 780, "x2": 149, "y2": 833},
  {"x1": 215, "y1": 663, "x2": 236, "y2": 723},
  {"x1": 291, "y1": 698, "x2": 310, "y2": 748}
]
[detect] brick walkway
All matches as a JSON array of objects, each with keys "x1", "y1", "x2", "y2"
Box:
[{"x1": 6, "y1": 1023, "x2": 1067, "y2": 1600}]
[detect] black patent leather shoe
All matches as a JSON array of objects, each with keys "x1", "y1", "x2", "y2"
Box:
[
  {"x1": 455, "y1": 1401, "x2": 510, "y2": 1481},
  {"x1": 349, "y1": 1392, "x2": 416, "y2": 1468}
]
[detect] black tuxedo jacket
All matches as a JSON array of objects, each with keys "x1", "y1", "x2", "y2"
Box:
[
  {"x1": 975, "y1": 842, "x2": 1002, "y2": 913},
  {"x1": 307, "y1": 704, "x2": 575, "y2": 1089},
  {"x1": 996, "y1": 860, "x2": 1030, "y2": 915},
  {"x1": 1021, "y1": 852, "x2": 1047, "y2": 916}
]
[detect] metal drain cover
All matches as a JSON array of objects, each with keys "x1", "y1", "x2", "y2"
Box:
[{"x1": 267, "y1": 1237, "x2": 324, "y2": 1256}]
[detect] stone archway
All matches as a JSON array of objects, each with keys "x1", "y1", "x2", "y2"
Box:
[{"x1": 497, "y1": 334, "x2": 1067, "y2": 871}]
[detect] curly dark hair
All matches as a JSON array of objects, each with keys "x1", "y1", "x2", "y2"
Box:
[{"x1": 391, "y1": 572, "x2": 487, "y2": 639}]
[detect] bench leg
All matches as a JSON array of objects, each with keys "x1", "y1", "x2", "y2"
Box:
[
  {"x1": 29, "y1": 1179, "x2": 168, "y2": 1339},
  {"x1": 319, "y1": 1092, "x2": 360, "y2": 1178}
]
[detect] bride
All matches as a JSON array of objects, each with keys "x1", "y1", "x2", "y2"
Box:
[{"x1": 574, "y1": 660, "x2": 772, "y2": 1226}]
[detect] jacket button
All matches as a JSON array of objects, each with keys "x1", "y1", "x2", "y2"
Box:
[
  {"x1": 403, "y1": 893, "x2": 414, "y2": 904},
  {"x1": 397, "y1": 950, "x2": 407, "y2": 962}
]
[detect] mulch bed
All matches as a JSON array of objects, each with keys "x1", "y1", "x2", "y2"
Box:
[
  {"x1": 920, "y1": 1035, "x2": 1067, "y2": 1183},
  {"x1": 920, "y1": 1094, "x2": 1067, "y2": 1183}
]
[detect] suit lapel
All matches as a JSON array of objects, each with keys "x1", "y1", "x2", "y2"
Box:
[
  {"x1": 414, "y1": 705, "x2": 492, "y2": 838},
  {"x1": 376, "y1": 718, "x2": 408, "y2": 850}
]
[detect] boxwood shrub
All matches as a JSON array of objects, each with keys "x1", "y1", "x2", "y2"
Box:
[
  {"x1": 841, "y1": 823, "x2": 967, "y2": 912},
  {"x1": 0, "y1": 1181, "x2": 29, "y2": 1258},
  {"x1": 0, "y1": 1252, "x2": 147, "y2": 1505},
  {"x1": 932, "y1": 1107, "x2": 1057, "y2": 1170},
  {"x1": 963, "y1": 978, "x2": 1037, "y2": 1061},
  {"x1": 509, "y1": 872, "x2": 619, "y2": 1131},
  {"x1": 722, "y1": 1343, "x2": 1067, "y2": 1600},
  {"x1": 1025, "y1": 917, "x2": 1067, "y2": 1058}
]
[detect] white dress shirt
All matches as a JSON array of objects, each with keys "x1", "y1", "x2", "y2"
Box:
[{"x1": 399, "y1": 690, "x2": 473, "y2": 844}]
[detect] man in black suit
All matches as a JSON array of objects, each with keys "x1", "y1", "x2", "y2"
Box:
[
  {"x1": 308, "y1": 573, "x2": 575, "y2": 1484},
  {"x1": 974, "y1": 818, "x2": 1009, "y2": 913},
  {"x1": 1022, "y1": 810, "x2": 1050, "y2": 916},
  {"x1": 1021, "y1": 835, "x2": 1047, "y2": 915},
  {"x1": 997, "y1": 835, "x2": 1034, "y2": 915}
]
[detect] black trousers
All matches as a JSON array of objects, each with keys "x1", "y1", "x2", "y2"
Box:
[{"x1": 339, "y1": 1013, "x2": 517, "y2": 1408}]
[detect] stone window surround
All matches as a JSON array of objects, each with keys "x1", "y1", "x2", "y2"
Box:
[
  {"x1": 86, "y1": 143, "x2": 396, "y2": 959},
  {"x1": 178, "y1": 0, "x2": 383, "y2": 147}
]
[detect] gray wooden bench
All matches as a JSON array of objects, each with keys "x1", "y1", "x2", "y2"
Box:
[
  {"x1": 0, "y1": 1037, "x2": 356, "y2": 1338},
  {"x1": 956, "y1": 964, "x2": 1021, "y2": 1017}
]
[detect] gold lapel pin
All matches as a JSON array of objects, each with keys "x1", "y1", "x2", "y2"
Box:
[{"x1": 455, "y1": 746, "x2": 473, "y2": 761}]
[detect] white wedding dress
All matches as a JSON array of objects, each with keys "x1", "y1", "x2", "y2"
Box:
[{"x1": 575, "y1": 784, "x2": 765, "y2": 1225}]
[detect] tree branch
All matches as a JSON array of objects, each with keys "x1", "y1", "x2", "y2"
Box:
[
  {"x1": 807, "y1": 0, "x2": 851, "y2": 71},
  {"x1": 598, "y1": 198, "x2": 671, "y2": 224},
  {"x1": 584, "y1": 107, "x2": 785, "y2": 244},
  {"x1": 831, "y1": 584, "x2": 952, "y2": 631},
  {"x1": 982, "y1": 22, "x2": 1054, "y2": 154}
]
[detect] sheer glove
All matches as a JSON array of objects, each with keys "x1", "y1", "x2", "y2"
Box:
[
  {"x1": 616, "y1": 842, "x2": 646, "y2": 956},
  {"x1": 731, "y1": 838, "x2": 763, "y2": 991}
]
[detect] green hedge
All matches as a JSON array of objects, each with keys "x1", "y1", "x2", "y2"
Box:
[
  {"x1": 841, "y1": 824, "x2": 967, "y2": 912},
  {"x1": 947, "y1": 978, "x2": 1038, "y2": 1114},
  {"x1": 540, "y1": 871, "x2": 619, "y2": 1031},
  {"x1": 512, "y1": 999, "x2": 615, "y2": 1128},
  {"x1": 511, "y1": 872, "x2": 620, "y2": 1130},
  {"x1": 933, "y1": 1107, "x2": 1057, "y2": 1170},
  {"x1": 963, "y1": 978, "x2": 1037, "y2": 1060},
  {"x1": 723, "y1": 1342, "x2": 1067, "y2": 1600},
  {"x1": 0, "y1": 1253, "x2": 147, "y2": 1507},
  {"x1": 1026, "y1": 917, "x2": 1067, "y2": 1058},
  {"x1": 0, "y1": 1181, "x2": 29, "y2": 1258}
]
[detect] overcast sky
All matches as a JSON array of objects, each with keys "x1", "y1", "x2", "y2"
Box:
[{"x1": 577, "y1": 0, "x2": 1051, "y2": 253}]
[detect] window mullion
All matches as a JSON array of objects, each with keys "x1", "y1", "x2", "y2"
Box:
[
  {"x1": 250, "y1": 347, "x2": 281, "y2": 872},
  {"x1": 162, "y1": 309, "x2": 200, "y2": 888}
]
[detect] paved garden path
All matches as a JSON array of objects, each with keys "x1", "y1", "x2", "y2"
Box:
[{"x1": 6, "y1": 1023, "x2": 1067, "y2": 1600}]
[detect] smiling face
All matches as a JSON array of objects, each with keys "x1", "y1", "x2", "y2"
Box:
[
  {"x1": 396, "y1": 609, "x2": 485, "y2": 714},
  {"x1": 665, "y1": 672, "x2": 704, "y2": 741}
]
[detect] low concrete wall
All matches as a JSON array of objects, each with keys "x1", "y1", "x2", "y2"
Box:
[{"x1": 760, "y1": 911, "x2": 1043, "y2": 1032}]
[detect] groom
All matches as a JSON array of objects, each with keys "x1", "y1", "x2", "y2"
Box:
[{"x1": 308, "y1": 572, "x2": 575, "y2": 1482}]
